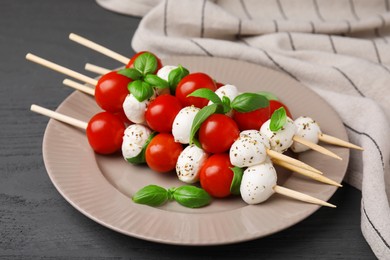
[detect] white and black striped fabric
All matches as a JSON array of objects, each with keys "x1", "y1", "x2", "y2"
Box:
[{"x1": 97, "y1": 0, "x2": 390, "y2": 258}]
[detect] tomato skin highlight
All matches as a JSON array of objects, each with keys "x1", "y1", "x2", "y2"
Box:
[
  {"x1": 175, "y1": 73, "x2": 217, "y2": 108},
  {"x1": 86, "y1": 112, "x2": 126, "y2": 155},
  {"x1": 269, "y1": 100, "x2": 293, "y2": 119},
  {"x1": 126, "y1": 51, "x2": 163, "y2": 74},
  {"x1": 232, "y1": 106, "x2": 271, "y2": 131},
  {"x1": 199, "y1": 153, "x2": 234, "y2": 198},
  {"x1": 145, "y1": 133, "x2": 183, "y2": 173},
  {"x1": 145, "y1": 94, "x2": 183, "y2": 133},
  {"x1": 95, "y1": 71, "x2": 131, "y2": 113},
  {"x1": 198, "y1": 114, "x2": 240, "y2": 154}
]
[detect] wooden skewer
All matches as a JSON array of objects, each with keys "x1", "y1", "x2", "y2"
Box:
[
  {"x1": 26, "y1": 53, "x2": 98, "y2": 86},
  {"x1": 319, "y1": 133, "x2": 364, "y2": 151},
  {"x1": 63, "y1": 79, "x2": 95, "y2": 96},
  {"x1": 272, "y1": 158, "x2": 342, "y2": 187},
  {"x1": 85, "y1": 63, "x2": 111, "y2": 75},
  {"x1": 293, "y1": 135, "x2": 342, "y2": 160},
  {"x1": 266, "y1": 149, "x2": 323, "y2": 175},
  {"x1": 69, "y1": 33, "x2": 129, "y2": 64},
  {"x1": 31, "y1": 104, "x2": 87, "y2": 130},
  {"x1": 274, "y1": 185, "x2": 336, "y2": 208}
]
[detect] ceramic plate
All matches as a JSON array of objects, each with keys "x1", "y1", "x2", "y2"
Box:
[{"x1": 42, "y1": 56, "x2": 349, "y2": 245}]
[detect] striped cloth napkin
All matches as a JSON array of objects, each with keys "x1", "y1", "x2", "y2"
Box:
[{"x1": 97, "y1": 0, "x2": 390, "y2": 257}]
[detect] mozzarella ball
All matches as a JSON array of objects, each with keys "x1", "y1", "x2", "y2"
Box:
[
  {"x1": 240, "y1": 162, "x2": 277, "y2": 205},
  {"x1": 260, "y1": 117, "x2": 297, "y2": 153},
  {"x1": 176, "y1": 145, "x2": 208, "y2": 184},
  {"x1": 230, "y1": 134, "x2": 268, "y2": 168},
  {"x1": 172, "y1": 106, "x2": 200, "y2": 144},
  {"x1": 239, "y1": 130, "x2": 271, "y2": 149},
  {"x1": 122, "y1": 124, "x2": 152, "y2": 160},
  {"x1": 290, "y1": 116, "x2": 322, "y2": 153},
  {"x1": 157, "y1": 65, "x2": 178, "y2": 81},
  {"x1": 122, "y1": 93, "x2": 156, "y2": 124},
  {"x1": 208, "y1": 84, "x2": 239, "y2": 116}
]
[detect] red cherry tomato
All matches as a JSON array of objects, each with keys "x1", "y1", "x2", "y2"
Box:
[
  {"x1": 145, "y1": 133, "x2": 183, "y2": 173},
  {"x1": 175, "y1": 73, "x2": 217, "y2": 108},
  {"x1": 126, "y1": 51, "x2": 163, "y2": 74},
  {"x1": 215, "y1": 82, "x2": 224, "y2": 89},
  {"x1": 95, "y1": 71, "x2": 131, "y2": 113},
  {"x1": 145, "y1": 94, "x2": 183, "y2": 133},
  {"x1": 269, "y1": 100, "x2": 293, "y2": 118},
  {"x1": 233, "y1": 106, "x2": 271, "y2": 131},
  {"x1": 199, "y1": 114, "x2": 240, "y2": 154},
  {"x1": 113, "y1": 110, "x2": 132, "y2": 125},
  {"x1": 86, "y1": 112, "x2": 126, "y2": 155},
  {"x1": 199, "y1": 153, "x2": 234, "y2": 198}
]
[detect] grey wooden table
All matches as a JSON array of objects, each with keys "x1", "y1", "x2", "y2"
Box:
[{"x1": 0, "y1": 0, "x2": 376, "y2": 259}]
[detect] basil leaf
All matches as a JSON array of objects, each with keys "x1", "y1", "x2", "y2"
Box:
[
  {"x1": 144, "y1": 74, "x2": 169, "y2": 89},
  {"x1": 187, "y1": 88, "x2": 222, "y2": 104},
  {"x1": 230, "y1": 167, "x2": 244, "y2": 195},
  {"x1": 221, "y1": 96, "x2": 231, "y2": 114},
  {"x1": 231, "y1": 93, "x2": 269, "y2": 113},
  {"x1": 134, "y1": 52, "x2": 158, "y2": 75},
  {"x1": 168, "y1": 65, "x2": 189, "y2": 93},
  {"x1": 126, "y1": 132, "x2": 157, "y2": 164},
  {"x1": 189, "y1": 103, "x2": 219, "y2": 145},
  {"x1": 117, "y1": 68, "x2": 143, "y2": 80},
  {"x1": 257, "y1": 91, "x2": 279, "y2": 101},
  {"x1": 269, "y1": 107, "x2": 287, "y2": 132},
  {"x1": 173, "y1": 186, "x2": 211, "y2": 208},
  {"x1": 132, "y1": 185, "x2": 169, "y2": 207},
  {"x1": 128, "y1": 80, "x2": 154, "y2": 102}
]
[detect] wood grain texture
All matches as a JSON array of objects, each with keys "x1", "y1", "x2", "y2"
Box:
[{"x1": 0, "y1": 0, "x2": 376, "y2": 258}]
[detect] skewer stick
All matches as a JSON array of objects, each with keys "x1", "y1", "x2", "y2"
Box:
[
  {"x1": 30, "y1": 104, "x2": 87, "y2": 130},
  {"x1": 272, "y1": 159, "x2": 342, "y2": 187},
  {"x1": 69, "y1": 33, "x2": 129, "y2": 64},
  {"x1": 266, "y1": 149, "x2": 323, "y2": 175},
  {"x1": 85, "y1": 63, "x2": 111, "y2": 75},
  {"x1": 293, "y1": 135, "x2": 342, "y2": 160},
  {"x1": 26, "y1": 53, "x2": 98, "y2": 86},
  {"x1": 274, "y1": 185, "x2": 336, "y2": 208},
  {"x1": 319, "y1": 133, "x2": 364, "y2": 151},
  {"x1": 63, "y1": 79, "x2": 95, "y2": 96}
]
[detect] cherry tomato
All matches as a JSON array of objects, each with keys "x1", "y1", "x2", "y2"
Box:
[
  {"x1": 175, "y1": 73, "x2": 217, "y2": 108},
  {"x1": 126, "y1": 51, "x2": 163, "y2": 74},
  {"x1": 233, "y1": 106, "x2": 271, "y2": 131},
  {"x1": 113, "y1": 110, "x2": 132, "y2": 125},
  {"x1": 215, "y1": 82, "x2": 224, "y2": 89},
  {"x1": 145, "y1": 94, "x2": 183, "y2": 133},
  {"x1": 269, "y1": 100, "x2": 293, "y2": 118},
  {"x1": 199, "y1": 114, "x2": 240, "y2": 154},
  {"x1": 199, "y1": 153, "x2": 234, "y2": 198},
  {"x1": 145, "y1": 133, "x2": 183, "y2": 173},
  {"x1": 95, "y1": 71, "x2": 131, "y2": 113},
  {"x1": 86, "y1": 112, "x2": 126, "y2": 155}
]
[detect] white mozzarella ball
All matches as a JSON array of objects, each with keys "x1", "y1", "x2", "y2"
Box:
[
  {"x1": 291, "y1": 116, "x2": 322, "y2": 153},
  {"x1": 157, "y1": 65, "x2": 178, "y2": 81},
  {"x1": 240, "y1": 162, "x2": 277, "y2": 205},
  {"x1": 172, "y1": 106, "x2": 200, "y2": 144},
  {"x1": 260, "y1": 117, "x2": 297, "y2": 153},
  {"x1": 239, "y1": 130, "x2": 271, "y2": 149},
  {"x1": 229, "y1": 134, "x2": 268, "y2": 168},
  {"x1": 176, "y1": 145, "x2": 208, "y2": 184},
  {"x1": 208, "y1": 84, "x2": 239, "y2": 116},
  {"x1": 122, "y1": 93, "x2": 156, "y2": 124},
  {"x1": 122, "y1": 124, "x2": 152, "y2": 160}
]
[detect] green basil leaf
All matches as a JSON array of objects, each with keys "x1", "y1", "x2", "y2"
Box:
[
  {"x1": 173, "y1": 186, "x2": 211, "y2": 208},
  {"x1": 144, "y1": 74, "x2": 169, "y2": 89},
  {"x1": 117, "y1": 68, "x2": 143, "y2": 80},
  {"x1": 221, "y1": 96, "x2": 231, "y2": 114},
  {"x1": 128, "y1": 80, "x2": 154, "y2": 102},
  {"x1": 168, "y1": 65, "x2": 189, "y2": 93},
  {"x1": 126, "y1": 132, "x2": 157, "y2": 164},
  {"x1": 132, "y1": 185, "x2": 169, "y2": 207},
  {"x1": 187, "y1": 88, "x2": 222, "y2": 105},
  {"x1": 269, "y1": 107, "x2": 287, "y2": 132},
  {"x1": 134, "y1": 52, "x2": 158, "y2": 75},
  {"x1": 257, "y1": 91, "x2": 279, "y2": 101},
  {"x1": 189, "y1": 103, "x2": 219, "y2": 145},
  {"x1": 231, "y1": 93, "x2": 269, "y2": 113},
  {"x1": 230, "y1": 167, "x2": 244, "y2": 195}
]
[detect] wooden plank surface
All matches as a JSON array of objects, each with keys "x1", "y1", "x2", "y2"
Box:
[{"x1": 0, "y1": 0, "x2": 376, "y2": 258}]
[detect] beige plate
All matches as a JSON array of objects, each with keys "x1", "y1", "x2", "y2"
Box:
[{"x1": 42, "y1": 56, "x2": 349, "y2": 245}]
